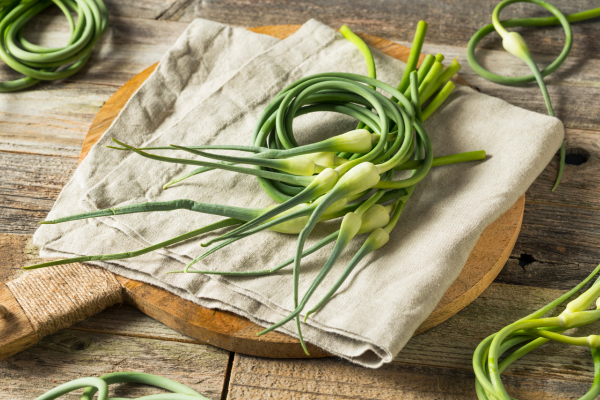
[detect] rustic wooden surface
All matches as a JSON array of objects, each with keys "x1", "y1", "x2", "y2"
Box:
[
  {"x1": 0, "y1": 234, "x2": 229, "y2": 399},
  {"x1": 0, "y1": 0, "x2": 599, "y2": 398},
  {"x1": 70, "y1": 24, "x2": 524, "y2": 361}
]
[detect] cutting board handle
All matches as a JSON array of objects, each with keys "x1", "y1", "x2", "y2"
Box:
[{"x1": 0, "y1": 264, "x2": 124, "y2": 359}]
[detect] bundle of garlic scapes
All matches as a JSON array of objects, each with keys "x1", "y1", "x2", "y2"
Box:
[
  {"x1": 0, "y1": 0, "x2": 108, "y2": 92},
  {"x1": 27, "y1": 22, "x2": 487, "y2": 354}
]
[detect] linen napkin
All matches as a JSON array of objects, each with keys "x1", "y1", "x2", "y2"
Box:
[{"x1": 33, "y1": 18, "x2": 564, "y2": 368}]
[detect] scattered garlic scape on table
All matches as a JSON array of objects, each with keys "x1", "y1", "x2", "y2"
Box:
[
  {"x1": 35, "y1": 371, "x2": 211, "y2": 400},
  {"x1": 0, "y1": 0, "x2": 108, "y2": 92},
  {"x1": 468, "y1": 1, "x2": 600, "y2": 398},
  {"x1": 473, "y1": 263, "x2": 600, "y2": 400},
  {"x1": 467, "y1": 0, "x2": 600, "y2": 191},
  {"x1": 27, "y1": 23, "x2": 487, "y2": 354}
]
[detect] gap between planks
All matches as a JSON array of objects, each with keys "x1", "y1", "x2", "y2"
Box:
[{"x1": 220, "y1": 352, "x2": 236, "y2": 400}]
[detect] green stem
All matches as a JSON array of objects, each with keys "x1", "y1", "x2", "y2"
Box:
[
  {"x1": 179, "y1": 231, "x2": 340, "y2": 276},
  {"x1": 394, "y1": 150, "x2": 486, "y2": 171},
  {"x1": 111, "y1": 138, "x2": 313, "y2": 187},
  {"x1": 396, "y1": 21, "x2": 428, "y2": 94},
  {"x1": 25, "y1": 219, "x2": 241, "y2": 270}
]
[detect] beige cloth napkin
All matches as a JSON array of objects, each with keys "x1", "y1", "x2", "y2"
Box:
[{"x1": 33, "y1": 18, "x2": 564, "y2": 368}]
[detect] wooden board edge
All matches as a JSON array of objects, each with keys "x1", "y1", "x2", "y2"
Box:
[
  {"x1": 118, "y1": 276, "x2": 330, "y2": 358},
  {"x1": 0, "y1": 283, "x2": 39, "y2": 360}
]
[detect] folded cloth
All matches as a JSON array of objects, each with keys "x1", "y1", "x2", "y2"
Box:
[{"x1": 33, "y1": 18, "x2": 563, "y2": 368}]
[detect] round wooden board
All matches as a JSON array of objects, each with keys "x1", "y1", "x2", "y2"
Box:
[{"x1": 80, "y1": 25, "x2": 524, "y2": 358}]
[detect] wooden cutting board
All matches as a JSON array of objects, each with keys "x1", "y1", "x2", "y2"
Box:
[{"x1": 0, "y1": 25, "x2": 524, "y2": 361}]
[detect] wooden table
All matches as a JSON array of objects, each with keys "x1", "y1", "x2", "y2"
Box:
[{"x1": 1, "y1": 1, "x2": 598, "y2": 398}]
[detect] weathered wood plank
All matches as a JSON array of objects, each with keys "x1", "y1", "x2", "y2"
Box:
[
  {"x1": 227, "y1": 283, "x2": 600, "y2": 399},
  {"x1": 70, "y1": 302, "x2": 205, "y2": 343},
  {"x1": 102, "y1": 0, "x2": 180, "y2": 20},
  {"x1": 0, "y1": 83, "x2": 114, "y2": 157},
  {"x1": 0, "y1": 16, "x2": 188, "y2": 88},
  {"x1": 526, "y1": 128, "x2": 600, "y2": 209},
  {"x1": 186, "y1": 0, "x2": 600, "y2": 58},
  {"x1": 497, "y1": 257, "x2": 598, "y2": 291},
  {"x1": 76, "y1": 16, "x2": 187, "y2": 85},
  {"x1": 157, "y1": 0, "x2": 196, "y2": 21},
  {"x1": 0, "y1": 152, "x2": 77, "y2": 234},
  {"x1": 493, "y1": 128, "x2": 600, "y2": 290},
  {"x1": 35, "y1": 0, "x2": 181, "y2": 20},
  {"x1": 6, "y1": 235, "x2": 598, "y2": 398},
  {"x1": 2, "y1": 15, "x2": 597, "y2": 160},
  {"x1": 3, "y1": 12, "x2": 597, "y2": 159},
  {"x1": 499, "y1": 201, "x2": 600, "y2": 289},
  {"x1": 395, "y1": 283, "x2": 597, "y2": 377},
  {"x1": 0, "y1": 329, "x2": 228, "y2": 400},
  {"x1": 228, "y1": 357, "x2": 594, "y2": 399},
  {"x1": 0, "y1": 232, "x2": 227, "y2": 345},
  {"x1": 495, "y1": 127, "x2": 600, "y2": 290}
]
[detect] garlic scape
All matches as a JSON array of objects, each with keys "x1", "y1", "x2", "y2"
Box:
[
  {"x1": 25, "y1": 218, "x2": 242, "y2": 270},
  {"x1": 465, "y1": 0, "x2": 600, "y2": 192}
]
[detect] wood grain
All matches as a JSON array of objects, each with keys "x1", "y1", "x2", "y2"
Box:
[
  {"x1": 3, "y1": 234, "x2": 599, "y2": 399},
  {"x1": 227, "y1": 283, "x2": 600, "y2": 399},
  {"x1": 497, "y1": 128, "x2": 600, "y2": 290},
  {"x1": 0, "y1": 329, "x2": 228, "y2": 400},
  {"x1": 227, "y1": 356, "x2": 596, "y2": 399},
  {"x1": 119, "y1": 275, "x2": 328, "y2": 358},
  {"x1": 180, "y1": 0, "x2": 600, "y2": 58},
  {"x1": 0, "y1": 152, "x2": 77, "y2": 235},
  {"x1": 0, "y1": 17, "x2": 189, "y2": 158},
  {"x1": 75, "y1": 25, "x2": 523, "y2": 359},
  {"x1": 0, "y1": 232, "x2": 229, "y2": 398}
]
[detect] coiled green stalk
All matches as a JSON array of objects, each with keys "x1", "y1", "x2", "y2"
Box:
[
  {"x1": 467, "y1": 0, "x2": 600, "y2": 191},
  {"x1": 473, "y1": 263, "x2": 600, "y2": 400},
  {"x1": 34, "y1": 371, "x2": 210, "y2": 400},
  {"x1": 0, "y1": 0, "x2": 108, "y2": 92}
]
